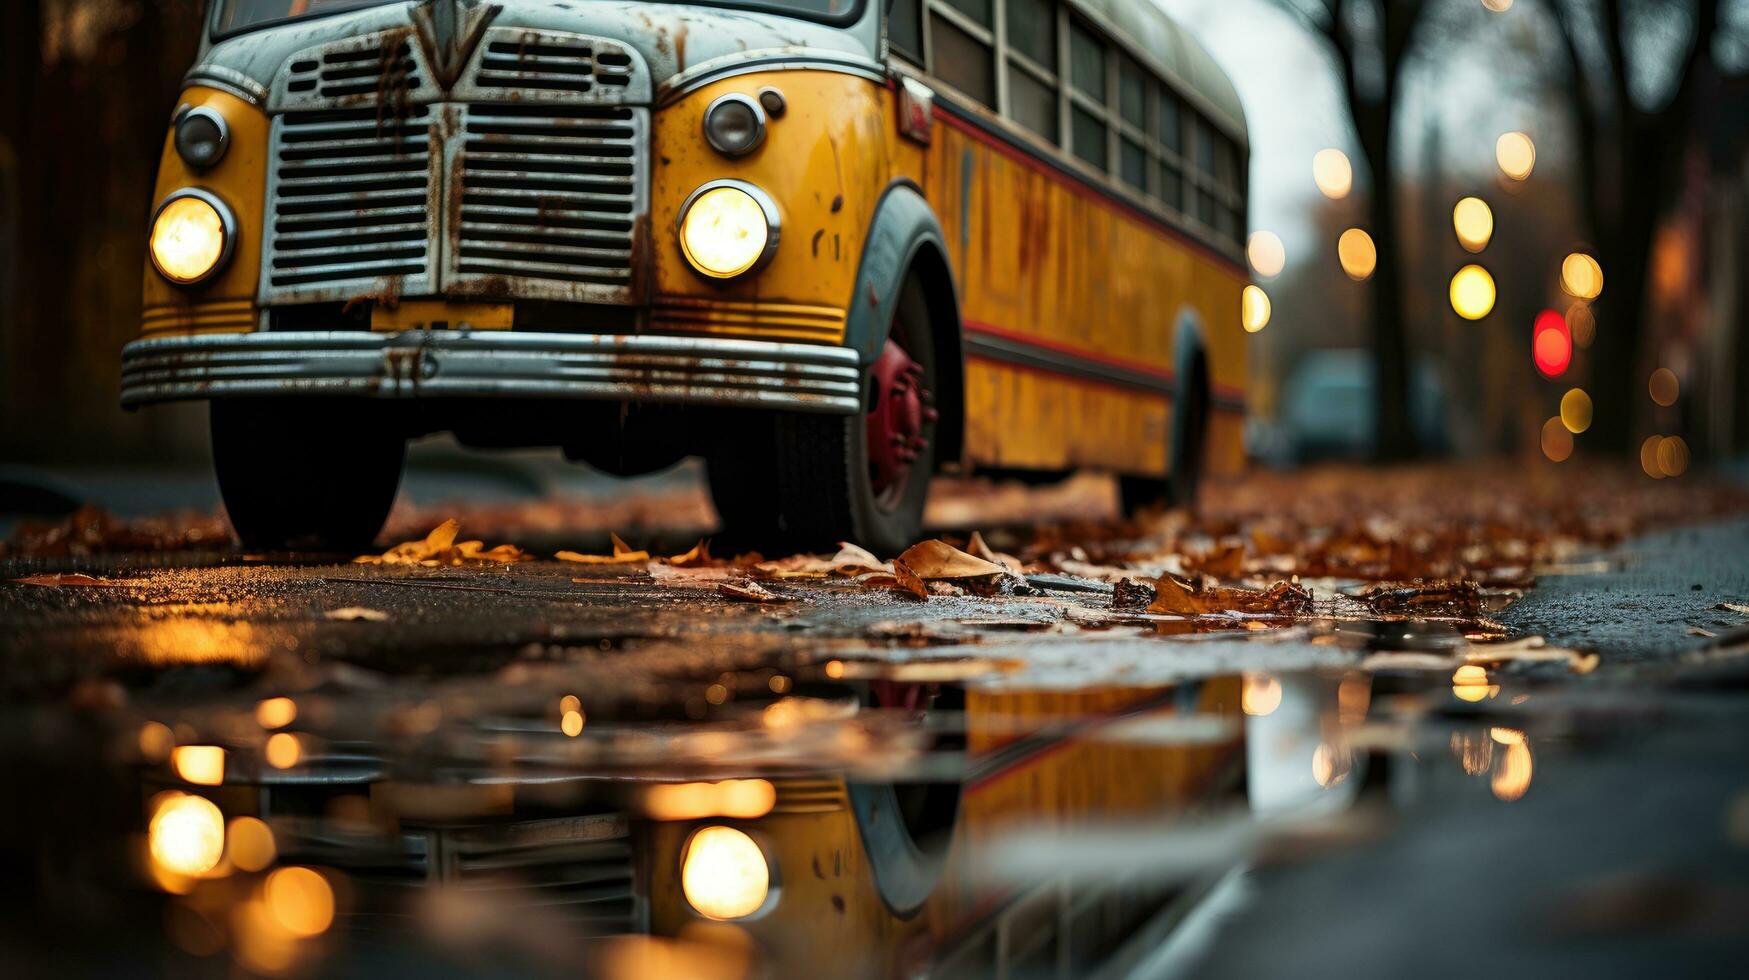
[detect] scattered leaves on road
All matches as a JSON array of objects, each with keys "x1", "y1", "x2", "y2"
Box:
[
  {"x1": 556, "y1": 532, "x2": 650, "y2": 564},
  {"x1": 354, "y1": 519, "x2": 533, "y2": 566},
  {"x1": 718, "y1": 580, "x2": 790, "y2": 604}
]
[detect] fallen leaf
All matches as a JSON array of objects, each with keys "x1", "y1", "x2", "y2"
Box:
[
  {"x1": 1147, "y1": 573, "x2": 1312, "y2": 616},
  {"x1": 1716, "y1": 602, "x2": 1749, "y2": 616},
  {"x1": 556, "y1": 532, "x2": 651, "y2": 564},
  {"x1": 355, "y1": 520, "x2": 532, "y2": 566},
  {"x1": 718, "y1": 580, "x2": 790, "y2": 603},
  {"x1": 899, "y1": 540, "x2": 1006, "y2": 579},
  {"x1": 1188, "y1": 543, "x2": 1245, "y2": 580},
  {"x1": 325, "y1": 607, "x2": 390, "y2": 622},
  {"x1": 891, "y1": 560, "x2": 929, "y2": 601},
  {"x1": 1111, "y1": 577, "x2": 1157, "y2": 610},
  {"x1": 648, "y1": 563, "x2": 736, "y2": 583},
  {"x1": 666, "y1": 539, "x2": 712, "y2": 566},
  {"x1": 9, "y1": 573, "x2": 126, "y2": 587},
  {"x1": 967, "y1": 531, "x2": 1024, "y2": 574},
  {"x1": 1357, "y1": 580, "x2": 1481, "y2": 614},
  {"x1": 755, "y1": 542, "x2": 892, "y2": 579}
]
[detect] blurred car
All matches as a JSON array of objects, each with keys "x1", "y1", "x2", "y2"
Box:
[{"x1": 1249, "y1": 349, "x2": 1449, "y2": 463}]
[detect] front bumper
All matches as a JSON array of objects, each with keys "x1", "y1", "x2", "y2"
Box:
[{"x1": 120, "y1": 330, "x2": 863, "y2": 413}]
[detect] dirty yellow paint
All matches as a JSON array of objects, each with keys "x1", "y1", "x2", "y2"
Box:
[
  {"x1": 371, "y1": 300, "x2": 512, "y2": 332},
  {"x1": 140, "y1": 87, "x2": 268, "y2": 334}
]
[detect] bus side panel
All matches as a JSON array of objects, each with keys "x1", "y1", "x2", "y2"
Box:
[{"x1": 916, "y1": 103, "x2": 1246, "y2": 478}]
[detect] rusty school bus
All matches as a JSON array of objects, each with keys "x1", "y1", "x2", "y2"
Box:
[{"x1": 123, "y1": 0, "x2": 1250, "y2": 552}]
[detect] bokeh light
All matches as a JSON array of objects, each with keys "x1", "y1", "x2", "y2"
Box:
[
  {"x1": 1452, "y1": 196, "x2": 1493, "y2": 252},
  {"x1": 1541, "y1": 417, "x2": 1574, "y2": 462},
  {"x1": 1559, "y1": 388, "x2": 1592, "y2": 433},
  {"x1": 1337, "y1": 228, "x2": 1377, "y2": 280},
  {"x1": 1241, "y1": 673, "x2": 1282, "y2": 716},
  {"x1": 227, "y1": 816, "x2": 277, "y2": 872},
  {"x1": 265, "y1": 732, "x2": 300, "y2": 769},
  {"x1": 1566, "y1": 302, "x2": 1595, "y2": 348},
  {"x1": 264, "y1": 867, "x2": 335, "y2": 938},
  {"x1": 1491, "y1": 741, "x2": 1534, "y2": 801},
  {"x1": 1482, "y1": 0, "x2": 1514, "y2": 10},
  {"x1": 256, "y1": 697, "x2": 296, "y2": 729},
  {"x1": 139, "y1": 721, "x2": 175, "y2": 763},
  {"x1": 1451, "y1": 664, "x2": 1497, "y2": 702},
  {"x1": 1449, "y1": 264, "x2": 1496, "y2": 319},
  {"x1": 1241, "y1": 285, "x2": 1272, "y2": 333},
  {"x1": 1247, "y1": 230, "x2": 1286, "y2": 278},
  {"x1": 1312, "y1": 148, "x2": 1353, "y2": 199},
  {"x1": 1648, "y1": 367, "x2": 1679, "y2": 406},
  {"x1": 1641, "y1": 435, "x2": 1666, "y2": 479},
  {"x1": 1657, "y1": 436, "x2": 1690, "y2": 477},
  {"x1": 562, "y1": 709, "x2": 586, "y2": 736},
  {"x1": 173, "y1": 745, "x2": 225, "y2": 786},
  {"x1": 150, "y1": 793, "x2": 225, "y2": 878},
  {"x1": 1532, "y1": 309, "x2": 1571, "y2": 377},
  {"x1": 1496, "y1": 131, "x2": 1536, "y2": 180},
  {"x1": 1561, "y1": 252, "x2": 1603, "y2": 299}
]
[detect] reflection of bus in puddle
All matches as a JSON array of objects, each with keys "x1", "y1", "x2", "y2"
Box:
[{"x1": 140, "y1": 674, "x2": 1246, "y2": 976}]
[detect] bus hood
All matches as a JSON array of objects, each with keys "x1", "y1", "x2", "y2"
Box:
[{"x1": 196, "y1": 0, "x2": 878, "y2": 104}]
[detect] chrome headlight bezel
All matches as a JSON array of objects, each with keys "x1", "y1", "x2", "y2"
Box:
[
  {"x1": 149, "y1": 188, "x2": 238, "y2": 288},
  {"x1": 174, "y1": 106, "x2": 231, "y2": 172},
  {"x1": 676, "y1": 179, "x2": 781, "y2": 281},
  {"x1": 701, "y1": 92, "x2": 767, "y2": 157}
]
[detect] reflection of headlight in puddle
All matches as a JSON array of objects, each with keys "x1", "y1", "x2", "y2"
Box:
[{"x1": 681, "y1": 825, "x2": 771, "y2": 919}]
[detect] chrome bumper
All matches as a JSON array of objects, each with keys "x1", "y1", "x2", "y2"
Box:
[{"x1": 120, "y1": 331, "x2": 863, "y2": 413}]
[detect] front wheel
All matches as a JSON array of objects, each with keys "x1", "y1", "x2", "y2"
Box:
[
  {"x1": 211, "y1": 398, "x2": 406, "y2": 552},
  {"x1": 708, "y1": 279, "x2": 940, "y2": 555}
]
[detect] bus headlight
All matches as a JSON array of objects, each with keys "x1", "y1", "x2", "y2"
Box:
[
  {"x1": 677, "y1": 180, "x2": 779, "y2": 280},
  {"x1": 702, "y1": 93, "x2": 766, "y2": 157},
  {"x1": 174, "y1": 106, "x2": 230, "y2": 170},
  {"x1": 149, "y1": 189, "x2": 236, "y2": 286},
  {"x1": 681, "y1": 825, "x2": 772, "y2": 920}
]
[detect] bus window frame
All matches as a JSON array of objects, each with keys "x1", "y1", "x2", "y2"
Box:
[{"x1": 900, "y1": 0, "x2": 1246, "y2": 253}]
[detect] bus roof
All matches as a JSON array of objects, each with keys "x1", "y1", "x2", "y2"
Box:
[{"x1": 1070, "y1": 0, "x2": 1246, "y2": 144}]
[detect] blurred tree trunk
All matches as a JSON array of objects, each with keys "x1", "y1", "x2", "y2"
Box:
[
  {"x1": 1274, "y1": 0, "x2": 1429, "y2": 462},
  {"x1": 1550, "y1": 0, "x2": 1721, "y2": 453}
]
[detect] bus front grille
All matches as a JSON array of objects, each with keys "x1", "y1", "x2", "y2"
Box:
[
  {"x1": 451, "y1": 104, "x2": 643, "y2": 298},
  {"x1": 267, "y1": 106, "x2": 438, "y2": 295}
]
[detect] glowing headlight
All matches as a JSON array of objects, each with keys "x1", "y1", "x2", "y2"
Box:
[
  {"x1": 677, "y1": 180, "x2": 779, "y2": 280},
  {"x1": 681, "y1": 825, "x2": 772, "y2": 920},
  {"x1": 149, "y1": 189, "x2": 235, "y2": 286}
]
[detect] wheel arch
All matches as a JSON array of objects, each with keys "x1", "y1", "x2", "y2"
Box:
[{"x1": 844, "y1": 180, "x2": 965, "y2": 467}]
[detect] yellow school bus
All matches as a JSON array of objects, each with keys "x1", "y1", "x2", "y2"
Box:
[{"x1": 123, "y1": 0, "x2": 1249, "y2": 551}]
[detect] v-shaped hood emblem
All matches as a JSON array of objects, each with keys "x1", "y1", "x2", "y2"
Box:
[{"x1": 410, "y1": 0, "x2": 500, "y2": 89}]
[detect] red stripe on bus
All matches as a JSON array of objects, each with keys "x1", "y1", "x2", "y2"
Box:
[{"x1": 963, "y1": 320, "x2": 1246, "y2": 405}]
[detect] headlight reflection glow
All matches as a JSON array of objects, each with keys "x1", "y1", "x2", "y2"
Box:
[{"x1": 681, "y1": 825, "x2": 771, "y2": 920}]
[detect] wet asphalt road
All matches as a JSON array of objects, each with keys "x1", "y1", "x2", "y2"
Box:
[{"x1": 0, "y1": 514, "x2": 1747, "y2": 977}]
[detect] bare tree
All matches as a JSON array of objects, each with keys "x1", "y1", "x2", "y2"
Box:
[
  {"x1": 1269, "y1": 0, "x2": 1433, "y2": 461},
  {"x1": 1546, "y1": 0, "x2": 1723, "y2": 451}
]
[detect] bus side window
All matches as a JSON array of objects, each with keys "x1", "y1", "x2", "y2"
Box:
[
  {"x1": 927, "y1": 0, "x2": 997, "y2": 108},
  {"x1": 890, "y1": 0, "x2": 924, "y2": 63},
  {"x1": 1154, "y1": 88, "x2": 1183, "y2": 212},
  {"x1": 1003, "y1": 0, "x2": 1058, "y2": 142},
  {"x1": 1066, "y1": 19, "x2": 1107, "y2": 171}
]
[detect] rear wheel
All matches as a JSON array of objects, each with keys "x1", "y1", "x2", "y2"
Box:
[
  {"x1": 1121, "y1": 350, "x2": 1209, "y2": 514},
  {"x1": 211, "y1": 398, "x2": 406, "y2": 551},
  {"x1": 708, "y1": 278, "x2": 940, "y2": 555}
]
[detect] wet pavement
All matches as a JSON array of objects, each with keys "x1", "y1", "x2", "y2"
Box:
[{"x1": 0, "y1": 470, "x2": 1746, "y2": 977}]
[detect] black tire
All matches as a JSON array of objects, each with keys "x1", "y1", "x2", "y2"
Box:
[
  {"x1": 708, "y1": 279, "x2": 940, "y2": 555},
  {"x1": 211, "y1": 398, "x2": 406, "y2": 551},
  {"x1": 1121, "y1": 349, "x2": 1210, "y2": 514}
]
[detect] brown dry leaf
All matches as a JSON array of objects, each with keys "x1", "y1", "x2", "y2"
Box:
[
  {"x1": 1716, "y1": 602, "x2": 1749, "y2": 616},
  {"x1": 967, "y1": 531, "x2": 1024, "y2": 574},
  {"x1": 755, "y1": 542, "x2": 891, "y2": 579},
  {"x1": 666, "y1": 539, "x2": 712, "y2": 566},
  {"x1": 718, "y1": 580, "x2": 790, "y2": 604},
  {"x1": 899, "y1": 540, "x2": 1006, "y2": 580},
  {"x1": 9, "y1": 573, "x2": 127, "y2": 587},
  {"x1": 648, "y1": 563, "x2": 736, "y2": 583},
  {"x1": 1147, "y1": 573, "x2": 1312, "y2": 616},
  {"x1": 1358, "y1": 580, "x2": 1481, "y2": 614},
  {"x1": 1188, "y1": 543, "x2": 1246, "y2": 580},
  {"x1": 891, "y1": 560, "x2": 929, "y2": 601},
  {"x1": 557, "y1": 532, "x2": 651, "y2": 565},
  {"x1": 353, "y1": 519, "x2": 534, "y2": 567}
]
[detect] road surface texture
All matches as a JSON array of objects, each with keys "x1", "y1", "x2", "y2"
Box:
[{"x1": 0, "y1": 463, "x2": 1745, "y2": 977}]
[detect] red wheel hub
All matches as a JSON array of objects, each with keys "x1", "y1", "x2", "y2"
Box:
[{"x1": 866, "y1": 337, "x2": 935, "y2": 502}]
